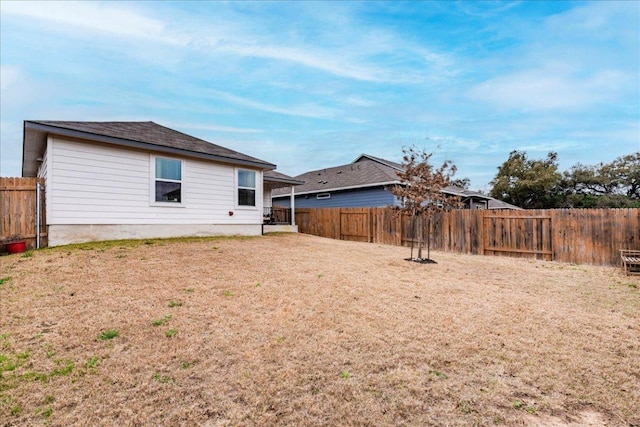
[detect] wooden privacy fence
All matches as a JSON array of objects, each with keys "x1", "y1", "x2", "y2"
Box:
[
  {"x1": 481, "y1": 212, "x2": 553, "y2": 260},
  {"x1": 295, "y1": 207, "x2": 640, "y2": 266},
  {"x1": 1, "y1": 177, "x2": 47, "y2": 251}
]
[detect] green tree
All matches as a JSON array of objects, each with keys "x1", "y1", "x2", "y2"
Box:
[
  {"x1": 489, "y1": 151, "x2": 562, "y2": 208},
  {"x1": 391, "y1": 146, "x2": 460, "y2": 262},
  {"x1": 562, "y1": 153, "x2": 639, "y2": 207}
]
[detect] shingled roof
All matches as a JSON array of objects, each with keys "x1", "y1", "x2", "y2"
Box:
[
  {"x1": 264, "y1": 170, "x2": 304, "y2": 185},
  {"x1": 273, "y1": 154, "x2": 402, "y2": 196},
  {"x1": 23, "y1": 121, "x2": 275, "y2": 176}
]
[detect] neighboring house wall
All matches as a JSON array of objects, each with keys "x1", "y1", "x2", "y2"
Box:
[
  {"x1": 45, "y1": 136, "x2": 263, "y2": 245},
  {"x1": 274, "y1": 186, "x2": 398, "y2": 208},
  {"x1": 469, "y1": 199, "x2": 488, "y2": 209}
]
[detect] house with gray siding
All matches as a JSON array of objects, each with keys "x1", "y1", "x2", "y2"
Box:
[
  {"x1": 22, "y1": 120, "x2": 301, "y2": 246},
  {"x1": 272, "y1": 154, "x2": 520, "y2": 210}
]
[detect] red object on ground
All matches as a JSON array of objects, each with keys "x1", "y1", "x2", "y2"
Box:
[{"x1": 5, "y1": 241, "x2": 26, "y2": 254}]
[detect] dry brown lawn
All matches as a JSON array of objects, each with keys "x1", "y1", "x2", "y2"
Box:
[{"x1": 1, "y1": 233, "x2": 639, "y2": 426}]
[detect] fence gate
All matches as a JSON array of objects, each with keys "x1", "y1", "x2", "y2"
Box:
[
  {"x1": 482, "y1": 212, "x2": 553, "y2": 260},
  {"x1": 1, "y1": 177, "x2": 47, "y2": 250},
  {"x1": 339, "y1": 209, "x2": 372, "y2": 242}
]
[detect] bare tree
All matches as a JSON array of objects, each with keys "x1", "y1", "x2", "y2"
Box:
[{"x1": 391, "y1": 146, "x2": 460, "y2": 263}]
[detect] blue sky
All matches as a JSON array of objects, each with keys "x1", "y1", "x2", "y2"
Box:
[{"x1": 1, "y1": 1, "x2": 638, "y2": 191}]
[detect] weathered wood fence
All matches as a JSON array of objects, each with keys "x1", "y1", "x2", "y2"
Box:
[
  {"x1": 295, "y1": 207, "x2": 640, "y2": 266},
  {"x1": 1, "y1": 177, "x2": 47, "y2": 251}
]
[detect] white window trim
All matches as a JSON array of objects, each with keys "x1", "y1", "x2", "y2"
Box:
[
  {"x1": 317, "y1": 193, "x2": 331, "y2": 200},
  {"x1": 235, "y1": 168, "x2": 259, "y2": 210},
  {"x1": 150, "y1": 154, "x2": 185, "y2": 207}
]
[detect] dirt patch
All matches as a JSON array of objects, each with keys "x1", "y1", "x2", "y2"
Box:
[
  {"x1": 526, "y1": 410, "x2": 614, "y2": 426},
  {"x1": 1, "y1": 234, "x2": 639, "y2": 426}
]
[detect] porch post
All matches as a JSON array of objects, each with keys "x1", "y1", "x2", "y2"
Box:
[{"x1": 290, "y1": 186, "x2": 295, "y2": 226}]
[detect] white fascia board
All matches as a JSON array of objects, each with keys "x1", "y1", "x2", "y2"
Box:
[{"x1": 274, "y1": 180, "x2": 402, "y2": 198}]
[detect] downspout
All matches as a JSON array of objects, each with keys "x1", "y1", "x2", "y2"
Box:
[{"x1": 36, "y1": 181, "x2": 41, "y2": 249}]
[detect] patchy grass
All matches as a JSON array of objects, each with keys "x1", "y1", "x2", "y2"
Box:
[
  {"x1": 151, "y1": 315, "x2": 172, "y2": 327},
  {"x1": 42, "y1": 235, "x2": 258, "y2": 252},
  {"x1": 1, "y1": 234, "x2": 638, "y2": 426},
  {"x1": 85, "y1": 356, "x2": 99, "y2": 369},
  {"x1": 97, "y1": 329, "x2": 119, "y2": 341}
]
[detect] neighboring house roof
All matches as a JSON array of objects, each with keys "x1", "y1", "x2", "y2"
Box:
[
  {"x1": 22, "y1": 120, "x2": 276, "y2": 177},
  {"x1": 273, "y1": 153, "x2": 522, "y2": 209},
  {"x1": 487, "y1": 198, "x2": 522, "y2": 210},
  {"x1": 273, "y1": 154, "x2": 402, "y2": 197},
  {"x1": 353, "y1": 153, "x2": 404, "y2": 170},
  {"x1": 442, "y1": 185, "x2": 522, "y2": 210},
  {"x1": 441, "y1": 185, "x2": 480, "y2": 198}
]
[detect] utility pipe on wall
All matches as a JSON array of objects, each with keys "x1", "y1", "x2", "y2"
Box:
[{"x1": 36, "y1": 181, "x2": 41, "y2": 249}]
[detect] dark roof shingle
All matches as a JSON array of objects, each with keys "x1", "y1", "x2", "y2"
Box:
[
  {"x1": 273, "y1": 157, "x2": 401, "y2": 196},
  {"x1": 24, "y1": 120, "x2": 274, "y2": 170}
]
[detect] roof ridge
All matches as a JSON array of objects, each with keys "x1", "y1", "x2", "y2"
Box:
[{"x1": 354, "y1": 153, "x2": 404, "y2": 171}]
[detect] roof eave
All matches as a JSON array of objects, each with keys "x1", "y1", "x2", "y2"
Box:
[
  {"x1": 264, "y1": 176, "x2": 305, "y2": 186},
  {"x1": 273, "y1": 180, "x2": 401, "y2": 197}
]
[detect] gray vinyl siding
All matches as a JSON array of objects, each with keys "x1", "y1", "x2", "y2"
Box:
[
  {"x1": 47, "y1": 136, "x2": 263, "y2": 225},
  {"x1": 273, "y1": 186, "x2": 398, "y2": 208}
]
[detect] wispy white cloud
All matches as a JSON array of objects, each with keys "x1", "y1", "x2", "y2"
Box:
[
  {"x1": 468, "y1": 68, "x2": 629, "y2": 112},
  {"x1": 0, "y1": 66, "x2": 62, "y2": 113},
  {"x1": 167, "y1": 122, "x2": 263, "y2": 134},
  {"x1": 455, "y1": 1, "x2": 523, "y2": 18},
  {"x1": 1, "y1": 1, "x2": 184, "y2": 45},
  {"x1": 467, "y1": 1, "x2": 638, "y2": 113},
  {"x1": 216, "y1": 91, "x2": 337, "y2": 119},
  {"x1": 0, "y1": 65, "x2": 20, "y2": 92},
  {"x1": 545, "y1": 1, "x2": 640, "y2": 43},
  {"x1": 342, "y1": 96, "x2": 378, "y2": 108},
  {"x1": 2, "y1": 1, "x2": 453, "y2": 85},
  {"x1": 216, "y1": 43, "x2": 388, "y2": 83}
]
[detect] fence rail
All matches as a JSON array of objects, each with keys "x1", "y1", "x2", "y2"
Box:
[
  {"x1": 295, "y1": 207, "x2": 640, "y2": 266},
  {"x1": 1, "y1": 177, "x2": 47, "y2": 251}
]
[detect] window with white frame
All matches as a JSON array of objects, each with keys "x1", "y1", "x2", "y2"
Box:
[
  {"x1": 154, "y1": 157, "x2": 182, "y2": 203},
  {"x1": 237, "y1": 169, "x2": 256, "y2": 207}
]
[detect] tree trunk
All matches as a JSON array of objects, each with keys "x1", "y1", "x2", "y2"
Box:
[
  {"x1": 416, "y1": 214, "x2": 423, "y2": 260},
  {"x1": 427, "y1": 215, "x2": 431, "y2": 260},
  {"x1": 410, "y1": 214, "x2": 415, "y2": 260}
]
